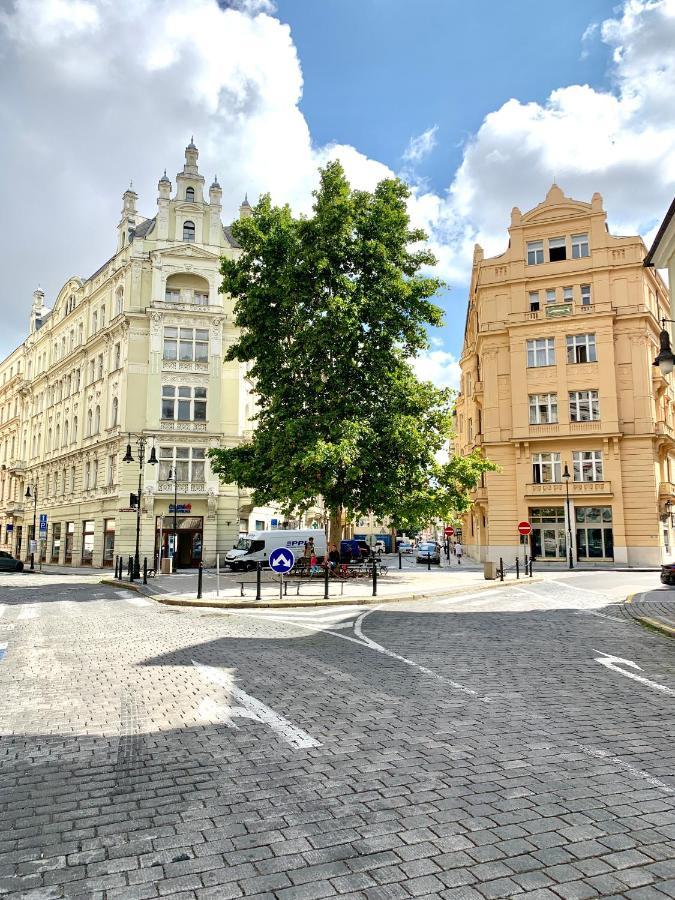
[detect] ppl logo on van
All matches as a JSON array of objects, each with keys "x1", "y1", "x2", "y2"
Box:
[{"x1": 286, "y1": 541, "x2": 306, "y2": 547}]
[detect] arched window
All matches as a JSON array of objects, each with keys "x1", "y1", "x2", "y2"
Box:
[
  {"x1": 183, "y1": 220, "x2": 195, "y2": 242},
  {"x1": 72, "y1": 417, "x2": 78, "y2": 442},
  {"x1": 115, "y1": 287, "x2": 123, "y2": 316},
  {"x1": 92, "y1": 311, "x2": 97, "y2": 334},
  {"x1": 55, "y1": 425, "x2": 60, "y2": 449},
  {"x1": 111, "y1": 397, "x2": 118, "y2": 427},
  {"x1": 63, "y1": 421, "x2": 68, "y2": 446},
  {"x1": 186, "y1": 187, "x2": 195, "y2": 202},
  {"x1": 86, "y1": 409, "x2": 92, "y2": 436},
  {"x1": 94, "y1": 405, "x2": 101, "y2": 434}
]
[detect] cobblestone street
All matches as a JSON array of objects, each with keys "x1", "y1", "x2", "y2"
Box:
[{"x1": 1, "y1": 571, "x2": 674, "y2": 899}]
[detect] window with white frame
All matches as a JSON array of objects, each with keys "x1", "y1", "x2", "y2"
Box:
[
  {"x1": 580, "y1": 284, "x2": 591, "y2": 306},
  {"x1": 110, "y1": 397, "x2": 118, "y2": 427},
  {"x1": 548, "y1": 236, "x2": 566, "y2": 262},
  {"x1": 194, "y1": 291, "x2": 209, "y2": 306},
  {"x1": 569, "y1": 390, "x2": 600, "y2": 421},
  {"x1": 526, "y1": 337, "x2": 555, "y2": 367},
  {"x1": 563, "y1": 286, "x2": 573, "y2": 302},
  {"x1": 183, "y1": 220, "x2": 195, "y2": 242},
  {"x1": 163, "y1": 327, "x2": 209, "y2": 362},
  {"x1": 529, "y1": 291, "x2": 540, "y2": 311},
  {"x1": 165, "y1": 288, "x2": 180, "y2": 303},
  {"x1": 529, "y1": 393, "x2": 558, "y2": 424},
  {"x1": 161, "y1": 385, "x2": 207, "y2": 421},
  {"x1": 532, "y1": 452, "x2": 561, "y2": 484},
  {"x1": 97, "y1": 354, "x2": 103, "y2": 380},
  {"x1": 113, "y1": 343, "x2": 121, "y2": 370},
  {"x1": 573, "y1": 450, "x2": 603, "y2": 482},
  {"x1": 84, "y1": 461, "x2": 91, "y2": 489},
  {"x1": 527, "y1": 240, "x2": 544, "y2": 265},
  {"x1": 158, "y1": 446, "x2": 206, "y2": 482},
  {"x1": 115, "y1": 288, "x2": 123, "y2": 316},
  {"x1": 571, "y1": 233, "x2": 589, "y2": 258},
  {"x1": 546, "y1": 288, "x2": 556, "y2": 304},
  {"x1": 567, "y1": 333, "x2": 597, "y2": 364}
]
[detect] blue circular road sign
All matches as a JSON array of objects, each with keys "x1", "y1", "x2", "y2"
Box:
[{"x1": 269, "y1": 547, "x2": 295, "y2": 574}]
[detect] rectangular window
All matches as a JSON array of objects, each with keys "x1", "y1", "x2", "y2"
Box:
[
  {"x1": 571, "y1": 233, "x2": 590, "y2": 259},
  {"x1": 563, "y1": 286, "x2": 573, "y2": 302},
  {"x1": 529, "y1": 393, "x2": 558, "y2": 425},
  {"x1": 580, "y1": 284, "x2": 591, "y2": 306},
  {"x1": 194, "y1": 292, "x2": 209, "y2": 306},
  {"x1": 97, "y1": 354, "x2": 103, "y2": 380},
  {"x1": 163, "y1": 327, "x2": 178, "y2": 360},
  {"x1": 165, "y1": 328, "x2": 209, "y2": 362},
  {"x1": 546, "y1": 289, "x2": 556, "y2": 304},
  {"x1": 526, "y1": 337, "x2": 555, "y2": 367},
  {"x1": 573, "y1": 450, "x2": 603, "y2": 482},
  {"x1": 569, "y1": 390, "x2": 600, "y2": 421},
  {"x1": 566, "y1": 333, "x2": 597, "y2": 364},
  {"x1": 532, "y1": 452, "x2": 561, "y2": 484},
  {"x1": 165, "y1": 289, "x2": 180, "y2": 303},
  {"x1": 161, "y1": 385, "x2": 207, "y2": 422},
  {"x1": 529, "y1": 291, "x2": 540, "y2": 312},
  {"x1": 527, "y1": 240, "x2": 544, "y2": 265},
  {"x1": 113, "y1": 343, "x2": 121, "y2": 369},
  {"x1": 548, "y1": 236, "x2": 567, "y2": 262},
  {"x1": 159, "y1": 446, "x2": 206, "y2": 483},
  {"x1": 108, "y1": 453, "x2": 116, "y2": 486}
]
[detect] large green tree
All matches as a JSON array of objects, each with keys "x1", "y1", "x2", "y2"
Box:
[{"x1": 208, "y1": 162, "x2": 494, "y2": 542}]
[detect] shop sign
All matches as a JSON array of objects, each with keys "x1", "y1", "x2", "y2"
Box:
[{"x1": 169, "y1": 503, "x2": 192, "y2": 513}]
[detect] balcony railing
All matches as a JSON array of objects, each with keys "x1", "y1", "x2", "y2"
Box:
[
  {"x1": 162, "y1": 359, "x2": 210, "y2": 373},
  {"x1": 657, "y1": 421, "x2": 675, "y2": 440},
  {"x1": 659, "y1": 481, "x2": 675, "y2": 498},
  {"x1": 159, "y1": 421, "x2": 208, "y2": 432},
  {"x1": 156, "y1": 481, "x2": 208, "y2": 494},
  {"x1": 526, "y1": 480, "x2": 612, "y2": 496},
  {"x1": 7, "y1": 459, "x2": 26, "y2": 474}
]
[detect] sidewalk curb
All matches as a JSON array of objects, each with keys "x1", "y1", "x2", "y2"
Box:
[
  {"x1": 624, "y1": 592, "x2": 675, "y2": 640},
  {"x1": 125, "y1": 576, "x2": 546, "y2": 611},
  {"x1": 100, "y1": 578, "x2": 144, "y2": 594}
]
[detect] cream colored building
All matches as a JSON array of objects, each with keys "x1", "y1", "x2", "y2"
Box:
[
  {"x1": 456, "y1": 185, "x2": 674, "y2": 567},
  {"x1": 0, "y1": 140, "x2": 270, "y2": 569}
]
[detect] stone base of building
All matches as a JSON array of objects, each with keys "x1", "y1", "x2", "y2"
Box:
[{"x1": 467, "y1": 543, "x2": 660, "y2": 569}]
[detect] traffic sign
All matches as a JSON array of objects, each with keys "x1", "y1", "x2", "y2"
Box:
[
  {"x1": 39, "y1": 513, "x2": 48, "y2": 537},
  {"x1": 518, "y1": 521, "x2": 532, "y2": 536},
  {"x1": 269, "y1": 547, "x2": 295, "y2": 574},
  {"x1": 444, "y1": 526, "x2": 455, "y2": 537}
]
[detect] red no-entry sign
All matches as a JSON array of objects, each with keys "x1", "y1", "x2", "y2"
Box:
[
  {"x1": 518, "y1": 521, "x2": 532, "y2": 536},
  {"x1": 444, "y1": 526, "x2": 455, "y2": 537}
]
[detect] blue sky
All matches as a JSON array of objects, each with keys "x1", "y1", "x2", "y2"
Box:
[{"x1": 1, "y1": 0, "x2": 674, "y2": 383}]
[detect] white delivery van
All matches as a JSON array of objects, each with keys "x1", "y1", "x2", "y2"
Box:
[{"x1": 224, "y1": 529, "x2": 327, "y2": 571}]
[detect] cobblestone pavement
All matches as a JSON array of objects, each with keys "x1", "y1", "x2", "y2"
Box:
[
  {"x1": 1, "y1": 571, "x2": 674, "y2": 899},
  {"x1": 622, "y1": 587, "x2": 675, "y2": 635}
]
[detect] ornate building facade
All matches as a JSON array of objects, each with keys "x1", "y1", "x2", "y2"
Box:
[
  {"x1": 0, "y1": 140, "x2": 261, "y2": 568},
  {"x1": 456, "y1": 185, "x2": 674, "y2": 567}
]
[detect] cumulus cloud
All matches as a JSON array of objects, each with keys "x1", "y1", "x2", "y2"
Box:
[
  {"x1": 0, "y1": 0, "x2": 674, "y2": 357},
  {"x1": 402, "y1": 125, "x2": 438, "y2": 163},
  {"x1": 411, "y1": 350, "x2": 461, "y2": 392}
]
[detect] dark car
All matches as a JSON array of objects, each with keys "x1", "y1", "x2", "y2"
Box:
[
  {"x1": 660, "y1": 562, "x2": 675, "y2": 585},
  {"x1": 0, "y1": 550, "x2": 24, "y2": 572}
]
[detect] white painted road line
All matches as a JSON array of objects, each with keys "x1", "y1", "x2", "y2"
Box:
[
  {"x1": 433, "y1": 590, "x2": 511, "y2": 606},
  {"x1": 193, "y1": 661, "x2": 321, "y2": 749},
  {"x1": 594, "y1": 650, "x2": 675, "y2": 697},
  {"x1": 0, "y1": 605, "x2": 5, "y2": 618},
  {"x1": 575, "y1": 610, "x2": 627, "y2": 624}
]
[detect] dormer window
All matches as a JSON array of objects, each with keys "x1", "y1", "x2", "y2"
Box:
[
  {"x1": 183, "y1": 220, "x2": 195, "y2": 242},
  {"x1": 186, "y1": 187, "x2": 195, "y2": 202}
]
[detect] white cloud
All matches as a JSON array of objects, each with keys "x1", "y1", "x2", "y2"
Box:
[
  {"x1": 0, "y1": 0, "x2": 674, "y2": 358},
  {"x1": 402, "y1": 125, "x2": 438, "y2": 163},
  {"x1": 411, "y1": 350, "x2": 461, "y2": 391}
]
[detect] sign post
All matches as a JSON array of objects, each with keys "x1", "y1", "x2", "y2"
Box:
[
  {"x1": 518, "y1": 521, "x2": 532, "y2": 567},
  {"x1": 269, "y1": 547, "x2": 295, "y2": 601}
]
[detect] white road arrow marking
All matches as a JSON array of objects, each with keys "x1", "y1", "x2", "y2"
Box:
[
  {"x1": 192, "y1": 661, "x2": 321, "y2": 749},
  {"x1": 594, "y1": 650, "x2": 675, "y2": 697}
]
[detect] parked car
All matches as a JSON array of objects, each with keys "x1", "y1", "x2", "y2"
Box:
[
  {"x1": 0, "y1": 550, "x2": 24, "y2": 572},
  {"x1": 416, "y1": 542, "x2": 441, "y2": 565},
  {"x1": 660, "y1": 562, "x2": 675, "y2": 585},
  {"x1": 374, "y1": 540, "x2": 386, "y2": 555},
  {"x1": 398, "y1": 541, "x2": 413, "y2": 554}
]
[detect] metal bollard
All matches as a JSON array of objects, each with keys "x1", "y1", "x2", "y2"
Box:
[
  {"x1": 143, "y1": 557, "x2": 148, "y2": 585},
  {"x1": 128, "y1": 555, "x2": 134, "y2": 582},
  {"x1": 30, "y1": 552, "x2": 35, "y2": 572},
  {"x1": 256, "y1": 562, "x2": 262, "y2": 602},
  {"x1": 427, "y1": 552, "x2": 431, "y2": 572},
  {"x1": 372, "y1": 557, "x2": 378, "y2": 597},
  {"x1": 529, "y1": 559, "x2": 533, "y2": 578},
  {"x1": 324, "y1": 561, "x2": 329, "y2": 600},
  {"x1": 240, "y1": 582, "x2": 244, "y2": 597},
  {"x1": 197, "y1": 561, "x2": 203, "y2": 599},
  {"x1": 398, "y1": 550, "x2": 402, "y2": 570},
  {"x1": 515, "y1": 558, "x2": 520, "y2": 580},
  {"x1": 499, "y1": 557, "x2": 504, "y2": 582},
  {"x1": 284, "y1": 580, "x2": 288, "y2": 596}
]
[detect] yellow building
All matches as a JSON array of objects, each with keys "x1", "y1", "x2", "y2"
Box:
[
  {"x1": 456, "y1": 185, "x2": 673, "y2": 567},
  {"x1": 0, "y1": 140, "x2": 260, "y2": 569}
]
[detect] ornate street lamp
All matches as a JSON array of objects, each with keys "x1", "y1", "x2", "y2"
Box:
[
  {"x1": 562, "y1": 464, "x2": 574, "y2": 570},
  {"x1": 123, "y1": 433, "x2": 157, "y2": 578},
  {"x1": 653, "y1": 319, "x2": 675, "y2": 377},
  {"x1": 24, "y1": 481, "x2": 38, "y2": 571}
]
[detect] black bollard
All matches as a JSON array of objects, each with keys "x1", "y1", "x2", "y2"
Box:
[
  {"x1": 516, "y1": 557, "x2": 520, "y2": 580},
  {"x1": 529, "y1": 559, "x2": 533, "y2": 578},
  {"x1": 398, "y1": 550, "x2": 402, "y2": 570},
  {"x1": 197, "y1": 561, "x2": 203, "y2": 599},
  {"x1": 128, "y1": 555, "x2": 134, "y2": 583},
  {"x1": 143, "y1": 557, "x2": 148, "y2": 585},
  {"x1": 256, "y1": 562, "x2": 262, "y2": 602},
  {"x1": 372, "y1": 557, "x2": 378, "y2": 597},
  {"x1": 324, "y1": 561, "x2": 329, "y2": 600},
  {"x1": 427, "y1": 552, "x2": 431, "y2": 572},
  {"x1": 499, "y1": 557, "x2": 504, "y2": 582}
]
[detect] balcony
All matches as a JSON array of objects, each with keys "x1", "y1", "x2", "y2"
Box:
[
  {"x1": 525, "y1": 480, "x2": 612, "y2": 497},
  {"x1": 659, "y1": 481, "x2": 675, "y2": 498},
  {"x1": 7, "y1": 459, "x2": 26, "y2": 474},
  {"x1": 156, "y1": 481, "x2": 208, "y2": 494},
  {"x1": 162, "y1": 359, "x2": 209, "y2": 374},
  {"x1": 657, "y1": 421, "x2": 675, "y2": 441},
  {"x1": 159, "y1": 421, "x2": 208, "y2": 432}
]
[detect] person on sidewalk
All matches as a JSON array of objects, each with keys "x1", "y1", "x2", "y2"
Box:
[{"x1": 455, "y1": 541, "x2": 463, "y2": 564}]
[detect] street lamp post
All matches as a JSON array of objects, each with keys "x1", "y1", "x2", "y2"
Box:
[
  {"x1": 123, "y1": 433, "x2": 157, "y2": 579},
  {"x1": 24, "y1": 482, "x2": 38, "y2": 571},
  {"x1": 653, "y1": 318, "x2": 675, "y2": 376},
  {"x1": 562, "y1": 463, "x2": 574, "y2": 570},
  {"x1": 167, "y1": 465, "x2": 179, "y2": 572}
]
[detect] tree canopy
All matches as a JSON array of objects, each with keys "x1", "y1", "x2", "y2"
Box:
[{"x1": 208, "y1": 161, "x2": 494, "y2": 538}]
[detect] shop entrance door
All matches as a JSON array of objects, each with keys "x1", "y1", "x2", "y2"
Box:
[
  {"x1": 156, "y1": 516, "x2": 203, "y2": 568},
  {"x1": 529, "y1": 507, "x2": 567, "y2": 560}
]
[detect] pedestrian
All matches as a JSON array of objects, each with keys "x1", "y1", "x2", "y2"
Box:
[
  {"x1": 455, "y1": 541, "x2": 463, "y2": 564},
  {"x1": 328, "y1": 543, "x2": 340, "y2": 570}
]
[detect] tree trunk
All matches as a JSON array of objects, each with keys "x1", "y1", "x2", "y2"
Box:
[{"x1": 328, "y1": 508, "x2": 345, "y2": 548}]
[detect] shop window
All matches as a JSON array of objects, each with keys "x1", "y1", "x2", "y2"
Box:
[
  {"x1": 81, "y1": 520, "x2": 95, "y2": 565},
  {"x1": 575, "y1": 506, "x2": 613, "y2": 559},
  {"x1": 103, "y1": 519, "x2": 115, "y2": 567},
  {"x1": 51, "y1": 522, "x2": 61, "y2": 563}
]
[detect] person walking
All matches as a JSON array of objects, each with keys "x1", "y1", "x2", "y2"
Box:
[{"x1": 455, "y1": 541, "x2": 463, "y2": 564}]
